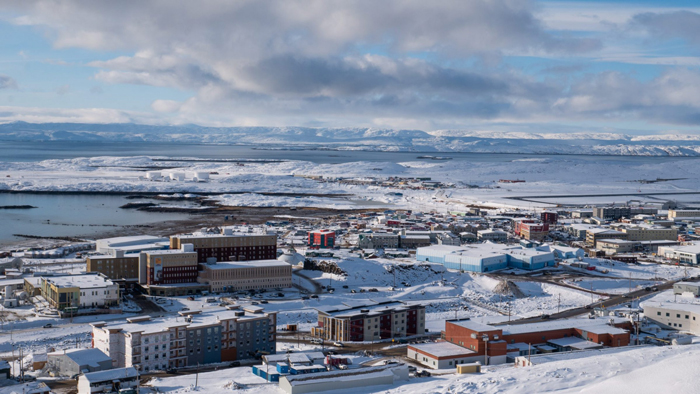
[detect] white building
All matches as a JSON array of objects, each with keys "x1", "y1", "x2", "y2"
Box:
[
  {"x1": 41, "y1": 274, "x2": 119, "y2": 310},
  {"x1": 643, "y1": 301, "x2": 700, "y2": 335},
  {"x1": 477, "y1": 229, "x2": 508, "y2": 243},
  {"x1": 95, "y1": 235, "x2": 169, "y2": 255},
  {"x1": 77, "y1": 367, "x2": 138, "y2": 394},
  {"x1": 658, "y1": 244, "x2": 700, "y2": 265},
  {"x1": 407, "y1": 341, "x2": 479, "y2": 369}
]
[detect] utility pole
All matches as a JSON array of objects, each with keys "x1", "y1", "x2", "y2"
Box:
[
  {"x1": 557, "y1": 294, "x2": 561, "y2": 314},
  {"x1": 195, "y1": 363, "x2": 199, "y2": 389}
]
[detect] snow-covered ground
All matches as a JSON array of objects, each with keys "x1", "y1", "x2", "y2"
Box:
[
  {"x1": 2, "y1": 154, "x2": 700, "y2": 211},
  {"x1": 138, "y1": 342, "x2": 700, "y2": 394}
]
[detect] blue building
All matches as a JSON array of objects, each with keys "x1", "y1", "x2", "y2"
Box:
[{"x1": 416, "y1": 243, "x2": 556, "y2": 273}]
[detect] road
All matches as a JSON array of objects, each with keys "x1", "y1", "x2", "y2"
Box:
[{"x1": 498, "y1": 277, "x2": 684, "y2": 325}]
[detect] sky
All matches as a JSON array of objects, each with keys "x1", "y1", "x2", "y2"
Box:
[{"x1": 1, "y1": 0, "x2": 700, "y2": 135}]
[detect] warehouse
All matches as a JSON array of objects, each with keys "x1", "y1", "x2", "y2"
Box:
[{"x1": 415, "y1": 243, "x2": 555, "y2": 273}]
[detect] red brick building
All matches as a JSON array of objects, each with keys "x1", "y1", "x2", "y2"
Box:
[
  {"x1": 409, "y1": 317, "x2": 632, "y2": 368},
  {"x1": 170, "y1": 233, "x2": 277, "y2": 263}
]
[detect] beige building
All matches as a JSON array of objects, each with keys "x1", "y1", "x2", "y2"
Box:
[
  {"x1": 668, "y1": 209, "x2": 700, "y2": 219},
  {"x1": 597, "y1": 239, "x2": 640, "y2": 255},
  {"x1": 643, "y1": 302, "x2": 700, "y2": 335},
  {"x1": 87, "y1": 251, "x2": 140, "y2": 280},
  {"x1": 197, "y1": 260, "x2": 293, "y2": 292},
  {"x1": 586, "y1": 228, "x2": 628, "y2": 247},
  {"x1": 619, "y1": 226, "x2": 677, "y2": 241}
]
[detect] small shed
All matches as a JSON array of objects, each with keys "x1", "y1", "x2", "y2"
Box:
[{"x1": 456, "y1": 362, "x2": 481, "y2": 374}]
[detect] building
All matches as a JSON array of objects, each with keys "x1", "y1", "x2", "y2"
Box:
[
  {"x1": 399, "y1": 235, "x2": 431, "y2": 249},
  {"x1": 47, "y1": 348, "x2": 112, "y2": 377},
  {"x1": 86, "y1": 251, "x2": 139, "y2": 282},
  {"x1": 515, "y1": 221, "x2": 550, "y2": 241},
  {"x1": 413, "y1": 317, "x2": 631, "y2": 368},
  {"x1": 407, "y1": 341, "x2": 481, "y2": 369},
  {"x1": 197, "y1": 260, "x2": 292, "y2": 292},
  {"x1": 618, "y1": 226, "x2": 677, "y2": 241},
  {"x1": 139, "y1": 246, "x2": 199, "y2": 286},
  {"x1": 311, "y1": 300, "x2": 425, "y2": 342},
  {"x1": 308, "y1": 230, "x2": 335, "y2": 248},
  {"x1": 585, "y1": 228, "x2": 628, "y2": 247},
  {"x1": 279, "y1": 365, "x2": 409, "y2": 394},
  {"x1": 170, "y1": 232, "x2": 277, "y2": 263},
  {"x1": 593, "y1": 207, "x2": 631, "y2": 221},
  {"x1": 95, "y1": 235, "x2": 169, "y2": 255},
  {"x1": 668, "y1": 209, "x2": 700, "y2": 219},
  {"x1": 77, "y1": 367, "x2": 139, "y2": 394},
  {"x1": 658, "y1": 244, "x2": 700, "y2": 265},
  {"x1": 643, "y1": 301, "x2": 700, "y2": 335},
  {"x1": 477, "y1": 229, "x2": 508, "y2": 243},
  {"x1": 251, "y1": 352, "x2": 328, "y2": 382},
  {"x1": 673, "y1": 282, "x2": 700, "y2": 296},
  {"x1": 41, "y1": 273, "x2": 119, "y2": 311},
  {"x1": 358, "y1": 233, "x2": 399, "y2": 249},
  {"x1": 415, "y1": 244, "x2": 555, "y2": 273},
  {"x1": 540, "y1": 211, "x2": 559, "y2": 225},
  {"x1": 91, "y1": 309, "x2": 277, "y2": 373},
  {"x1": 596, "y1": 239, "x2": 640, "y2": 255}
]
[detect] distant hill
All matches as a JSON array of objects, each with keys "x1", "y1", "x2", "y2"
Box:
[{"x1": 2, "y1": 121, "x2": 700, "y2": 156}]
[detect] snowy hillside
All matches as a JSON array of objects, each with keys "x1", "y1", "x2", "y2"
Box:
[{"x1": 5, "y1": 122, "x2": 700, "y2": 156}]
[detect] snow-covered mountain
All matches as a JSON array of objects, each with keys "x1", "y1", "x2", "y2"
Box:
[{"x1": 3, "y1": 121, "x2": 700, "y2": 156}]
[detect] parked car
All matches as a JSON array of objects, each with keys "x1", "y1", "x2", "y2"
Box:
[
  {"x1": 342, "y1": 285, "x2": 349, "y2": 289},
  {"x1": 333, "y1": 342, "x2": 344, "y2": 347},
  {"x1": 260, "y1": 300, "x2": 269, "y2": 304},
  {"x1": 540, "y1": 314, "x2": 550, "y2": 320},
  {"x1": 43, "y1": 323, "x2": 52, "y2": 328}
]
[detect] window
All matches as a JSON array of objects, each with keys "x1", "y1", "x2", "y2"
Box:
[{"x1": 657, "y1": 312, "x2": 661, "y2": 316}]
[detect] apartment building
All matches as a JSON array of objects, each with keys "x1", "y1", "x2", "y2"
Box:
[
  {"x1": 311, "y1": 300, "x2": 425, "y2": 342},
  {"x1": 170, "y1": 232, "x2": 277, "y2": 263},
  {"x1": 596, "y1": 239, "x2": 640, "y2": 255},
  {"x1": 514, "y1": 220, "x2": 550, "y2": 241},
  {"x1": 91, "y1": 309, "x2": 277, "y2": 373},
  {"x1": 618, "y1": 226, "x2": 677, "y2": 241},
  {"x1": 668, "y1": 209, "x2": 700, "y2": 219},
  {"x1": 197, "y1": 260, "x2": 292, "y2": 292},
  {"x1": 41, "y1": 273, "x2": 119, "y2": 311},
  {"x1": 358, "y1": 233, "x2": 400, "y2": 249},
  {"x1": 592, "y1": 207, "x2": 631, "y2": 221}
]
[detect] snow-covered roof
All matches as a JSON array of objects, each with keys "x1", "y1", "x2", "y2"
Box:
[
  {"x1": 643, "y1": 301, "x2": 700, "y2": 315},
  {"x1": 448, "y1": 319, "x2": 499, "y2": 333},
  {"x1": 43, "y1": 273, "x2": 115, "y2": 289},
  {"x1": 409, "y1": 341, "x2": 476, "y2": 358},
  {"x1": 48, "y1": 348, "x2": 111, "y2": 367},
  {"x1": 81, "y1": 367, "x2": 138, "y2": 383},
  {"x1": 548, "y1": 337, "x2": 603, "y2": 350}
]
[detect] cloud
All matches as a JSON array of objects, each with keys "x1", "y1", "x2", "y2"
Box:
[
  {"x1": 0, "y1": 75, "x2": 18, "y2": 90},
  {"x1": 630, "y1": 10, "x2": 700, "y2": 45},
  {"x1": 151, "y1": 99, "x2": 182, "y2": 113}
]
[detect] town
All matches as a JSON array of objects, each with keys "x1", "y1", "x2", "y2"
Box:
[{"x1": 1, "y1": 202, "x2": 699, "y2": 394}]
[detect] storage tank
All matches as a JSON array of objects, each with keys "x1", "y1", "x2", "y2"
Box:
[
  {"x1": 169, "y1": 172, "x2": 185, "y2": 181},
  {"x1": 146, "y1": 171, "x2": 163, "y2": 180},
  {"x1": 193, "y1": 172, "x2": 210, "y2": 182}
]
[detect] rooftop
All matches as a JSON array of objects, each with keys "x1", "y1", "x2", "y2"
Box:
[
  {"x1": 409, "y1": 341, "x2": 476, "y2": 358},
  {"x1": 43, "y1": 274, "x2": 115, "y2": 289},
  {"x1": 81, "y1": 367, "x2": 138, "y2": 383}
]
